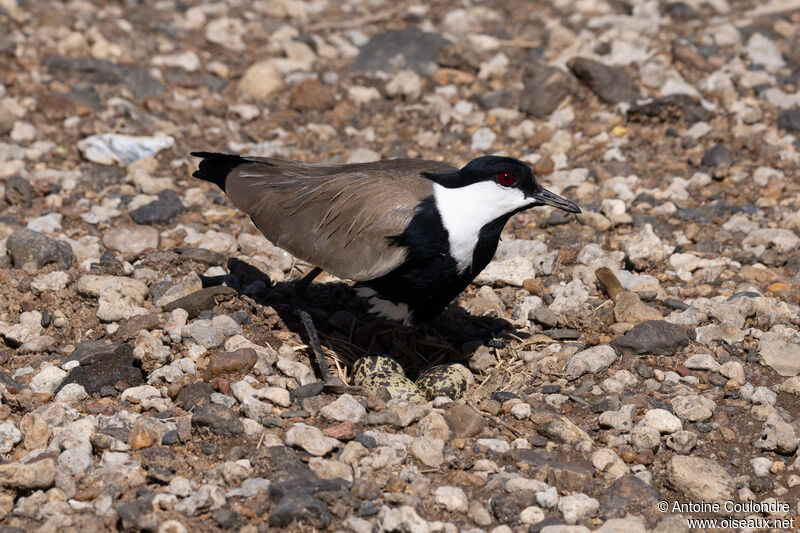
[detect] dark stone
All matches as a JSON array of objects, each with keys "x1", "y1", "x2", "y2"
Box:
[
  {"x1": 351, "y1": 27, "x2": 450, "y2": 75},
  {"x1": 161, "y1": 430, "x2": 178, "y2": 445},
  {"x1": 600, "y1": 474, "x2": 664, "y2": 523},
  {"x1": 64, "y1": 339, "x2": 124, "y2": 364},
  {"x1": 178, "y1": 246, "x2": 227, "y2": 266},
  {"x1": 280, "y1": 409, "x2": 309, "y2": 418},
  {"x1": 433, "y1": 42, "x2": 481, "y2": 72},
  {"x1": 268, "y1": 494, "x2": 332, "y2": 528},
  {"x1": 116, "y1": 498, "x2": 158, "y2": 532},
  {"x1": 146, "y1": 466, "x2": 174, "y2": 484},
  {"x1": 491, "y1": 391, "x2": 519, "y2": 402},
  {"x1": 750, "y1": 476, "x2": 773, "y2": 493},
  {"x1": 162, "y1": 286, "x2": 237, "y2": 319},
  {"x1": 634, "y1": 360, "x2": 654, "y2": 379},
  {"x1": 4, "y1": 176, "x2": 35, "y2": 207},
  {"x1": 663, "y1": 1, "x2": 700, "y2": 18},
  {"x1": 542, "y1": 328, "x2": 581, "y2": 340},
  {"x1": 6, "y1": 228, "x2": 73, "y2": 272},
  {"x1": 359, "y1": 500, "x2": 378, "y2": 516},
  {"x1": 627, "y1": 94, "x2": 711, "y2": 123},
  {"x1": 478, "y1": 87, "x2": 520, "y2": 110},
  {"x1": 444, "y1": 403, "x2": 485, "y2": 438},
  {"x1": 701, "y1": 143, "x2": 734, "y2": 167},
  {"x1": 610, "y1": 320, "x2": 690, "y2": 356},
  {"x1": 567, "y1": 57, "x2": 639, "y2": 103},
  {"x1": 503, "y1": 449, "x2": 593, "y2": 493},
  {"x1": 140, "y1": 446, "x2": 186, "y2": 473},
  {"x1": 353, "y1": 433, "x2": 377, "y2": 448},
  {"x1": 40, "y1": 310, "x2": 51, "y2": 328},
  {"x1": 672, "y1": 202, "x2": 757, "y2": 224},
  {"x1": 663, "y1": 298, "x2": 689, "y2": 311},
  {"x1": 490, "y1": 494, "x2": 520, "y2": 523},
  {"x1": 130, "y1": 189, "x2": 183, "y2": 225},
  {"x1": 90, "y1": 251, "x2": 126, "y2": 276},
  {"x1": 191, "y1": 403, "x2": 244, "y2": 436},
  {"x1": 268, "y1": 475, "x2": 349, "y2": 503},
  {"x1": 43, "y1": 56, "x2": 164, "y2": 99},
  {"x1": 201, "y1": 441, "x2": 220, "y2": 455},
  {"x1": 592, "y1": 397, "x2": 621, "y2": 413},
  {"x1": 175, "y1": 381, "x2": 213, "y2": 411},
  {"x1": 519, "y1": 62, "x2": 577, "y2": 118},
  {"x1": 213, "y1": 509, "x2": 240, "y2": 529},
  {"x1": 291, "y1": 382, "x2": 325, "y2": 402},
  {"x1": 533, "y1": 308, "x2": 558, "y2": 328},
  {"x1": 530, "y1": 518, "x2": 565, "y2": 533},
  {"x1": 58, "y1": 344, "x2": 144, "y2": 395},
  {"x1": 541, "y1": 384, "x2": 561, "y2": 394},
  {"x1": 115, "y1": 314, "x2": 161, "y2": 342},
  {"x1": 778, "y1": 109, "x2": 800, "y2": 132}
]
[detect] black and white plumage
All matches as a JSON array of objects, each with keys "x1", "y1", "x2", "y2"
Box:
[{"x1": 191, "y1": 152, "x2": 580, "y2": 324}]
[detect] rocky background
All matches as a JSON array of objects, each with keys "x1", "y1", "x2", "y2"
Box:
[{"x1": 1, "y1": 0, "x2": 800, "y2": 531}]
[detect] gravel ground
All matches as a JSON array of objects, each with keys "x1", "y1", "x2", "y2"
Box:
[{"x1": 1, "y1": 0, "x2": 800, "y2": 532}]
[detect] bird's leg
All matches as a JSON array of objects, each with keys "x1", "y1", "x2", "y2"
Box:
[
  {"x1": 292, "y1": 266, "x2": 332, "y2": 382},
  {"x1": 294, "y1": 266, "x2": 323, "y2": 302},
  {"x1": 430, "y1": 316, "x2": 508, "y2": 348}
]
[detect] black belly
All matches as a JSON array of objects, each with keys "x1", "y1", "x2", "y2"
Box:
[{"x1": 362, "y1": 197, "x2": 511, "y2": 323}]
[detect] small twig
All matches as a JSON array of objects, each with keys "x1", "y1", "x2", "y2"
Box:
[
  {"x1": 297, "y1": 309, "x2": 332, "y2": 382},
  {"x1": 494, "y1": 38, "x2": 543, "y2": 48},
  {"x1": 485, "y1": 414, "x2": 524, "y2": 437},
  {"x1": 307, "y1": 7, "x2": 398, "y2": 32}
]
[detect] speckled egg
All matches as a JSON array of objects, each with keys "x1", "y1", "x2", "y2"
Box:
[
  {"x1": 352, "y1": 354, "x2": 405, "y2": 385},
  {"x1": 415, "y1": 365, "x2": 467, "y2": 401},
  {"x1": 356, "y1": 370, "x2": 426, "y2": 402}
]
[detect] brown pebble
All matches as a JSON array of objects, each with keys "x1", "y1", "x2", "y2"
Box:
[
  {"x1": 167, "y1": 374, "x2": 193, "y2": 399},
  {"x1": 384, "y1": 475, "x2": 406, "y2": 493},
  {"x1": 479, "y1": 399, "x2": 501, "y2": 416},
  {"x1": 322, "y1": 421, "x2": 356, "y2": 441},
  {"x1": 596, "y1": 267, "x2": 624, "y2": 300},
  {"x1": 211, "y1": 377, "x2": 231, "y2": 395},
  {"x1": 522, "y1": 278, "x2": 544, "y2": 297},
  {"x1": 365, "y1": 393, "x2": 387, "y2": 411},
  {"x1": 620, "y1": 449, "x2": 637, "y2": 463},
  {"x1": 351, "y1": 478, "x2": 382, "y2": 500},
  {"x1": 675, "y1": 366, "x2": 691, "y2": 377},
  {"x1": 444, "y1": 404, "x2": 485, "y2": 438},
  {"x1": 129, "y1": 425, "x2": 155, "y2": 451},
  {"x1": 637, "y1": 449, "x2": 654, "y2": 465},
  {"x1": 719, "y1": 427, "x2": 735, "y2": 442},
  {"x1": 204, "y1": 348, "x2": 258, "y2": 379},
  {"x1": 289, "y1": 79, "x2": 336, "y2": 112},
  {"x1": 533, "y1": 155, "x2": 554, "y2": 175}
]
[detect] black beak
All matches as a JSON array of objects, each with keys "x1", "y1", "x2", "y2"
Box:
[{"x1": 532, "y1": 188, "x2": 581, "y2": 213}]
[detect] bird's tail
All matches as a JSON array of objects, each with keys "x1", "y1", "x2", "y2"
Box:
[{"x1": 190, "y1": 151, "x2": 248, "y2": 192}]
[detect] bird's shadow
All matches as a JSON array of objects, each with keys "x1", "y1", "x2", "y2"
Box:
[{"x1": 216, "y1": 258, "x2": 524, "y2": 380}]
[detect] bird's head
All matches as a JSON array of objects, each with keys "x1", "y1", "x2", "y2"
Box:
[{"x1": 423, "y1": 155, "x2": 581, "y2": 215}]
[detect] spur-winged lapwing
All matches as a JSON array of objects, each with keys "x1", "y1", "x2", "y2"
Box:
[{"x1": 191, "y1": 152, "x2": 580, "y2": 378}]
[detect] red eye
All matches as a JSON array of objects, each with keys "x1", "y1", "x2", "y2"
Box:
[{"x1": 497, "y1": 172, "x2": 516, "y2": 187}]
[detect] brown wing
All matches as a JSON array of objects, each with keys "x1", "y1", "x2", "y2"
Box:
[{"x1": 224, "y1": 157, "x2": 457, "y2": 281}]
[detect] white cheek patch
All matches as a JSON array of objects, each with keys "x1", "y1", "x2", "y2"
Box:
[{"x1": 433, "y1": 181, "x2": 530, "y2": 272}]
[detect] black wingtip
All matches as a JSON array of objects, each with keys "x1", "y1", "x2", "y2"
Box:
[{"x1": 190, "y1": 151, "x2": 247, "y2": 192}]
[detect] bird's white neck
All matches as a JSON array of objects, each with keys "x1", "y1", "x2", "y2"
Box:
[{"x1": 433, "y1": 181, "x2": 529, "y2": 273}]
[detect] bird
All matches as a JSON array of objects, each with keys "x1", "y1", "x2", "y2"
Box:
[{"x1": 191, "y1": 152, "x2": 581, "y2": 327}]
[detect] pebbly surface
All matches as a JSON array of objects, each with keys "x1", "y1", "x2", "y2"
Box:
[{"x1": 1, "y1": 1, "x2": 800, "y2": 532}]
